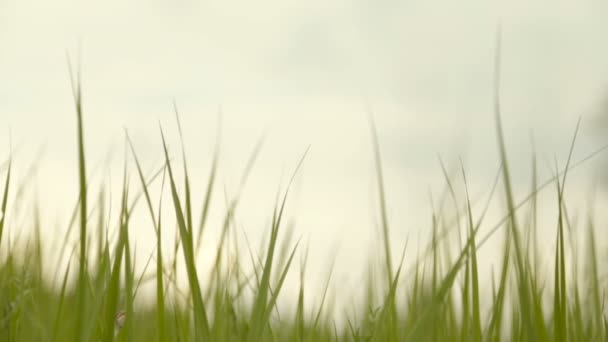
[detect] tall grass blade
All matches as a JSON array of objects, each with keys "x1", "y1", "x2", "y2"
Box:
[
  {"x1": 246, "y1": 147, "x2": 308, "y2": 342},
  {"x1": 127, "y1": 133, "x2": 167, "y2": 341},
  {"x1": 369, "y1": 114, "x2": 394, "y2": 284},
  {"x1": 67, "y1": 57, "x2": 89, "y2": 342},
  {"x1": 0, "y1": 154, "x2": 10, "y2": 248},
  {"x1": 461, "y1": 161, "x2": 481, "y2": 342},
  {"x1": 159, "y1": 125, "x2": 210, "y2": 340}
]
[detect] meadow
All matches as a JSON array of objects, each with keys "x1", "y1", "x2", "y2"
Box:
[{"x1": 1, "y1": 55, "x2": 608, "y2": 341}]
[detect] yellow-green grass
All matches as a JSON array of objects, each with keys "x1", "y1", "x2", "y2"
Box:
[{"x1": 1, "y1": 38, "x2": 608, "y2": 341}]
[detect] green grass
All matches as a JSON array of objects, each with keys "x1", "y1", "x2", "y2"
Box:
[{"x1": 2, "y1": 43, "x2": 608, "y2": 341}]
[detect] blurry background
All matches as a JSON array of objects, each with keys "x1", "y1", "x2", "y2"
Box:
[{"x1": 1, "y1": 0, "x2": 608, "y2": 309}]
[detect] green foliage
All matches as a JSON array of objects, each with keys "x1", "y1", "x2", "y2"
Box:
[{"x1": 2, "y1": 48, "x2": 608, "y2": 341}]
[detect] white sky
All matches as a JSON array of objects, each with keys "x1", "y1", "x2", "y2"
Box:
[{"x1": 1, "y1": 0, "x2": 608, "y2": 312}]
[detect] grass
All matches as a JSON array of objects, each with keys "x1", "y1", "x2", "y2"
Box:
[{"x1": 2, "y1": 42, "x2": 608, "y2": 341}]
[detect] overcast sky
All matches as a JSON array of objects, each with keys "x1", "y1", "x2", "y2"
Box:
[{"x1": 1, "y1": 0, "x2": 608, "y2": 309}]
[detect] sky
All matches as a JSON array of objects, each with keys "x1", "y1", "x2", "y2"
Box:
[{"x1": 1, "y1": 0, "x2": 608, "y2": 310}]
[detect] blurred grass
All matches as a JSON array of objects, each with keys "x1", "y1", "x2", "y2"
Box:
[
  {"x1": 2, "y1": 46, "x2": 608, "y2": 341},
  {"x1": 1, "y1": 114, "x2": 607, "y2": 342}
]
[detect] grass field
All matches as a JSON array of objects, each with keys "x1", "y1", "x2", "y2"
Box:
[{"x1": 1, "y1": 52, "x2": 608, "y2": 341}]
